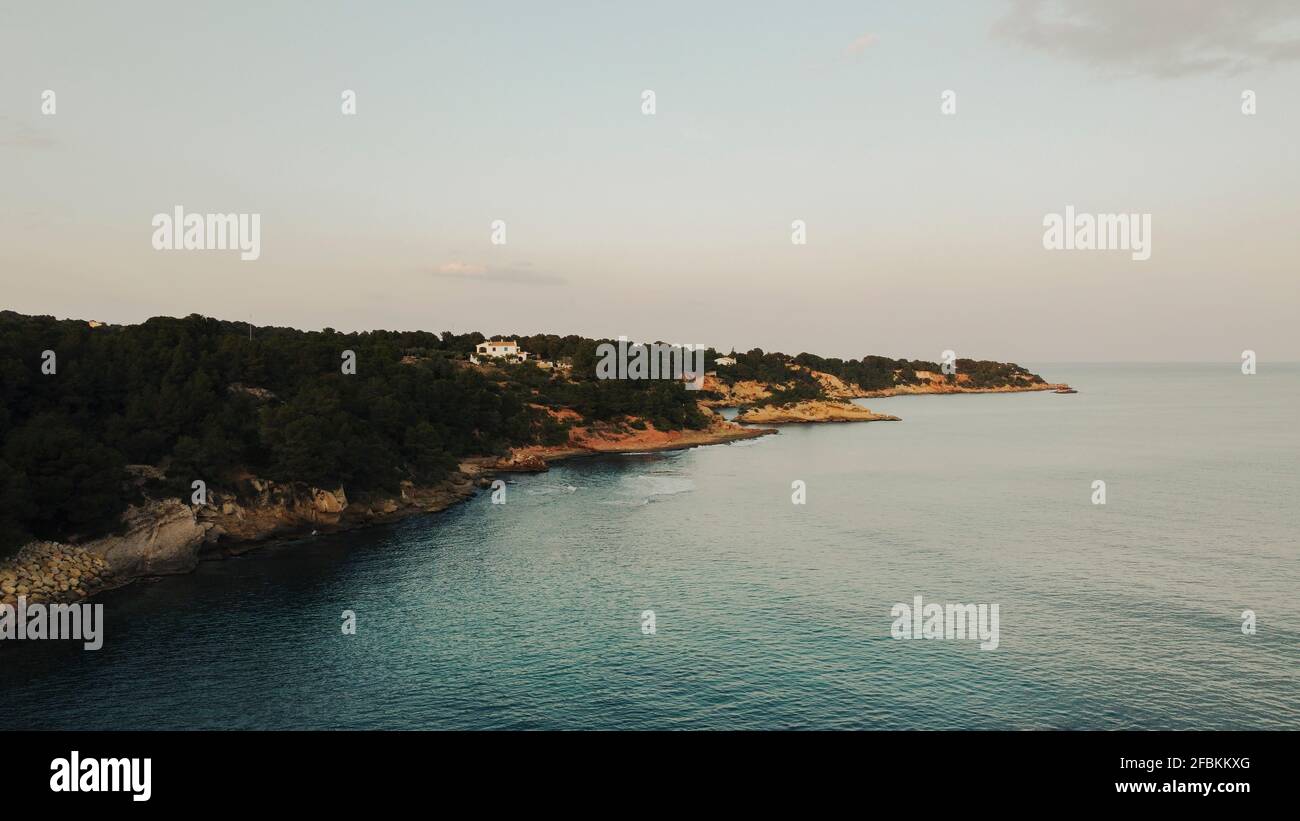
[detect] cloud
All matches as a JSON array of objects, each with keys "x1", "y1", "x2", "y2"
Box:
[
  {"x1": 844, "y1": 32, "x2": 878, "y2": 59},
  {"x1": 993, "y1": 0, "x2": 1300, "y2": 77},
  {"x1": 0, "y1": 116, "x2": 58, "y2": 149},
  {"x1": 431, "y1": 260, "x2": 566, "y2": 286}
]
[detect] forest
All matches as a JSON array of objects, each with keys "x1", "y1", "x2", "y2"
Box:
[
  {"x1": 0, "y1": 312, "x2": 704, "y2": 554},
  {"x1": 0, "y1": 311, "x2": 1043, "y2": 555}
]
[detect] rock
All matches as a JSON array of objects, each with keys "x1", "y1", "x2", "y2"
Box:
[
  {"x1": 227, "y1": 383, "x2": 278, "y2": 402},
  {"x1": 125, "y1": 464, "x2": 167, "y2": 482},
  {"x1": 312, "y1": 488, "x2": 347, "y2": 515},
  {"x1": 0, "y1": 471, "x2": 489, "y2": 602},
  {"x1": 81, "y1": 499, "x2": 213, "y2": 579},
  {"x1": 735, "y1": 399, "x2": 901, "y2": 424},
  {"x1": 495, "y1": 454, "x2": 548, "y2": 472}
]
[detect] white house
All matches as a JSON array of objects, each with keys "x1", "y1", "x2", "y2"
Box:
[
  {"x1": 714, "y1": 355, "x2": 737, "y2": 367},
  {"x1": 472, "y1": 339, "x2": 529, "y2": 363}
]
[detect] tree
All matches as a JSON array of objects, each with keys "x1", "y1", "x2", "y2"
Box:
[
  {"x1": 2, "y1": 413, "x2": 126, "y2": 540},
  {"x1": 0, "y1": 459, "x2": 34, "y2": 556}
]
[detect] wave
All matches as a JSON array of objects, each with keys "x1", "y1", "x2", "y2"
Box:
[
  {"x1": 525, "y1": 484, "x2": 579, "y2": 496},
  {"x1": 618, "y1": 474, "x2": 694, "y2": 503}
]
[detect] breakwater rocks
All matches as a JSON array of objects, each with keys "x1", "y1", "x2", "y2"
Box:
[{"x1": 0, "y1": 542, "x2": 111, "y2": 607}]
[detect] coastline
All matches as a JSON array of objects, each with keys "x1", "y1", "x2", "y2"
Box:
[
  {"x1": 700, "y1": 371, "x2": 1072, "y2": 407},
  {"x1": 853, "y1": 382, "x2": 1070, "y2": 398},
  {"x1": 488, "y1": 419, "x2": 775, "y2": 471},
  {"x1": 0, "y1": 476, "x2": 483, "y2": 608},
  {"x1": 0, "y1": 418, "x2": 776, "y2": 607},
  {"x1": 0, "y1": 382, "x2": 1065, "y2": 609}
]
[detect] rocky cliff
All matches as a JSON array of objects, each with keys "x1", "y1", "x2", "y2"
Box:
[{"x1": 0, "y1": 472, "x2": 481, "y2": 605}]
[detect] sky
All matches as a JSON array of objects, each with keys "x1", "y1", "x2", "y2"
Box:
[{"x1": 2, "y1": 0, "x2": 1298, "y2": 362}]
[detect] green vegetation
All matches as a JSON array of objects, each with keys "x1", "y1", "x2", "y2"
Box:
[
  {"x1": 0, "y1": 313, "x2": 706, "y2": 555},
  {"x1": 791, "y1": 353, "x2": 942, "y2": 391},
  {"x1": 956, "y1": 359, "x2": 1044, "y2": 388},
  {"x1": 717, "y1": 351, "x2": 1044, "y2": 396},
  {"x1": 709, "y1": 349, "x2": 943, "y2": 396},
  {"x1": 0, "y1": 312, "x2": 1047, "y2": 556},
  {"x1": 714, "y1": 349, "x2": 816, "y2": 386}
]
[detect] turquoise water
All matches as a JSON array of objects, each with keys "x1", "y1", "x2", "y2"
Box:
[{"x1": 2, "y1": 364, "x2": 1297, "y2": 729}]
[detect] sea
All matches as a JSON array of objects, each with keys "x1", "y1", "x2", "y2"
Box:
[{"x1": 2, "y1": 364, "x2": 1296, "y2": 729}]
